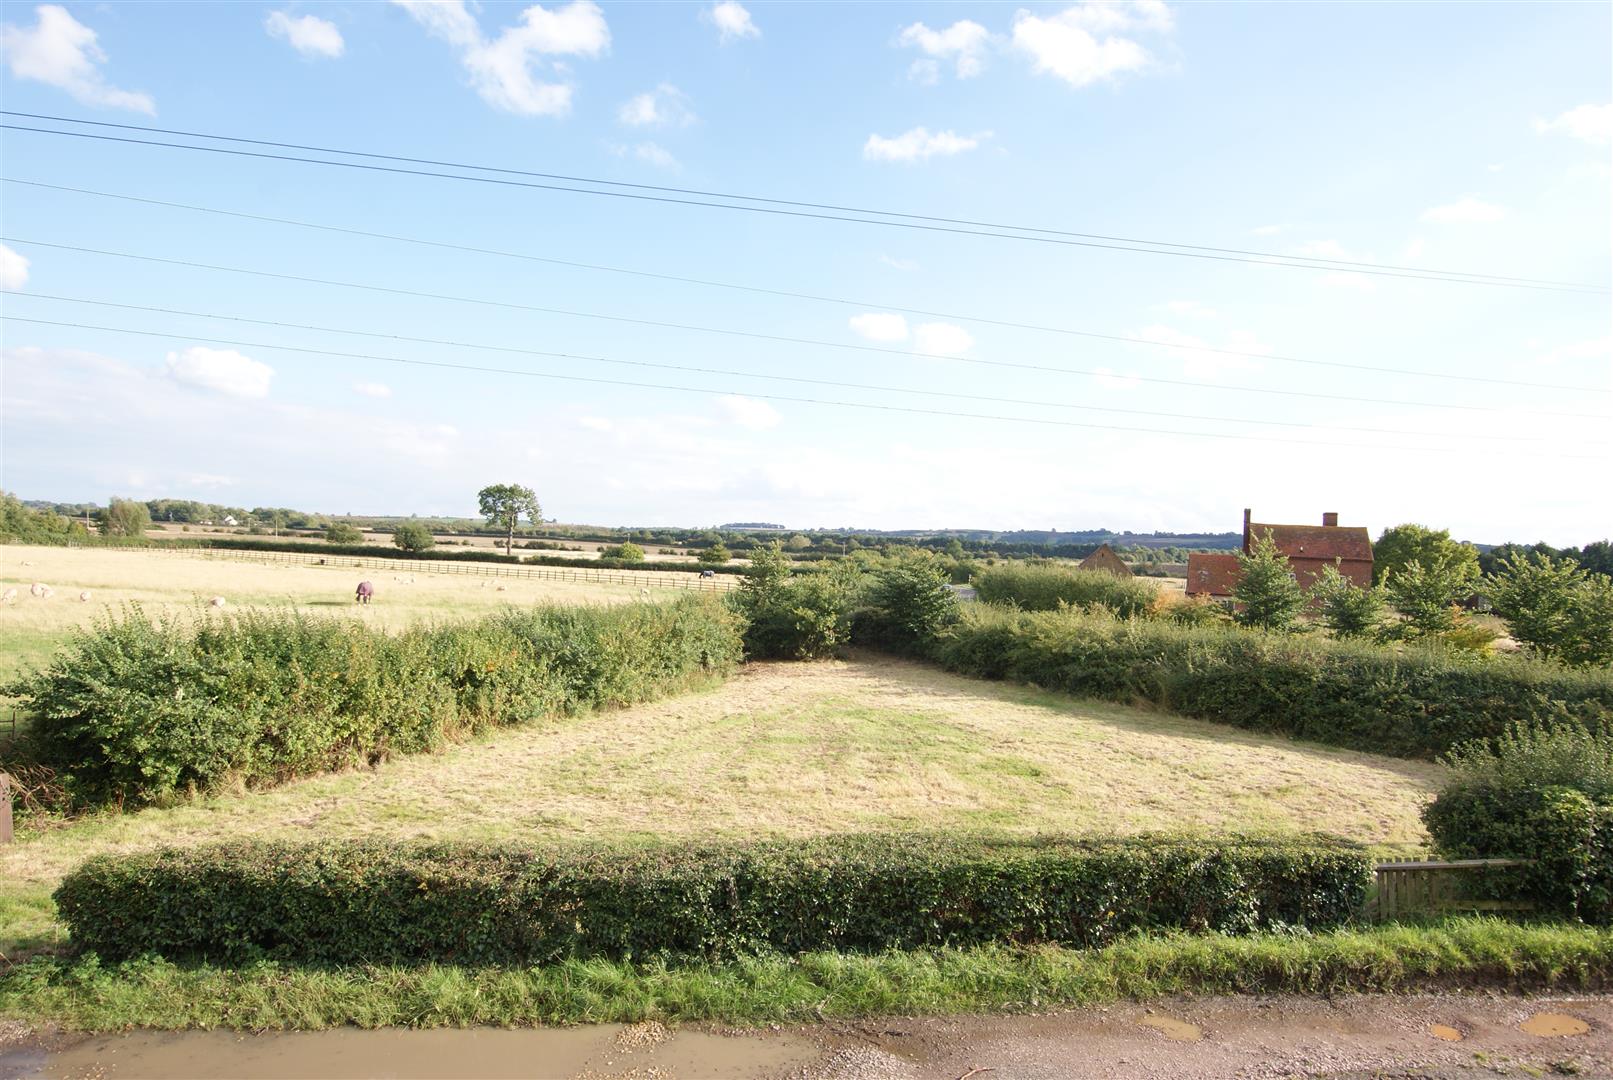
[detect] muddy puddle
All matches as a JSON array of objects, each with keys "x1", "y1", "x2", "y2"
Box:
[
  {"x1": 1, "y1": 1023, "x2": 815, "y2": 1080},
  {"x1": 1518, "y1": 1012, "x2": 1592, "y2": 1038}
]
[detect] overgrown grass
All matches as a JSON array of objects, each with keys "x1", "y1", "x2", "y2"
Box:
[
  {"x1": 972, "y1": 562, "x2": 1159, "y2": 618},
  {"x1": 2, "y1": 918, "x2": 1606, "y2": 1030}
]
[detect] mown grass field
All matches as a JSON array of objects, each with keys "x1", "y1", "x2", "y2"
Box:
[
  {"x1": 1, "y1": 655, "x2": 1445, "y2": 960},
  {"x1": 0, "y1": 544, "x2": 647, "y2": 691}
]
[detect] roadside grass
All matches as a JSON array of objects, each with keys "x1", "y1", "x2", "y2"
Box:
[
  {"x1": 2, "y1": 918, "x2": 1607, "y2": 1030},
  {"x1": 1, "y1": 656, "x2": 1444, "y2": 960}
]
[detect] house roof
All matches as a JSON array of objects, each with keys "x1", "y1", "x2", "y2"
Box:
[
  {"x1": 1249, "y1": 522, "x2": 1373, "y2": 563},
  {"x1": 1077, "y1": 543, "x2": 1132, "y2": 577},
  {"x1": 1185, "y1": 552, "x2": 1241, "y2": 596}
]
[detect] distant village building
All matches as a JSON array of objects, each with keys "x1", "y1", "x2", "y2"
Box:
[
  {"x1": 221, "y1": 515, "x2": 239, "y2": 527},
  {"x1": 1077, "y1": 543, "x2": 1133, "y2": 578},
  {"x1": 1186, "y1": 509, "x2": 1373, "y2": 599}
]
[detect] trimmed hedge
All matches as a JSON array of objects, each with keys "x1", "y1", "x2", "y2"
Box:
[
  {"x1": 54, "y1": 834, "x2": 1369, "y2": 964},
  {"x1": 923, "y1": 604, "x2": 1613, "y2": 760},
  {"x1": 972, "y1": 562, "x2": 1157, "y2": 619},
  {"x1": 8, "y1": 597, "x2": 743, "y2": 808}
]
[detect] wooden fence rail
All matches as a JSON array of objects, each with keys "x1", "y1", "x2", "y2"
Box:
[
  {"x1": 180, "y1": 546, "x2": 739, "y2": 592},
  {"x1": 1374, "y1": 859, "x2": 1535, "y2": 919}
]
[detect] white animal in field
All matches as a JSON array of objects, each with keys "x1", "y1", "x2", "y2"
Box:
[
  {"x1": 209, "y1": 595, "x2": 227, "y2": 608},
  {"x1": 1, "y1": 588, "x2": 17, "y2": 604},
  {"x1": 79, "y1": 590, "x2": 92, "y2": 602},
  {"x1": 29, "y1": 582, "x2": 51, "y2": 598},
  {"x1": 495, "y1": 585, "x2": 507, "y2": 592},
  {"x1": 639, "y1": 587, "x2": 650, "y2": 600}
]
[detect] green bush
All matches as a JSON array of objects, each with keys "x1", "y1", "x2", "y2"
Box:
[
  {"x1": 1310, "y1": 564, "x2": 1384, "y2": 639},
  {"x1": 391, "y1": 522, "x2": 435, "y2": 552},
  {"x1": 1233, "y1": 531, "x2": 1307, "y2": 632},
  {"x1": 972, "y1": 562, "x2": 1157, "y2": 618},
  {"x1": 856, "y1": 554, "x2": 959, "y2": 649},
  {"x1": 1489, "y1": 552, "x2": 1613, "y2": 667},
  {"x1": 8, "y1": 597, "x2": 744, "y2": 808},
  {"x1": 601, "y1": 542, "x2": 645, "y2": 563},
  {"x1": 923, "y1": 604, "x2": 1613, "y2": 759},
  {"x1": 1423, "y1": 724, "x2": 1612, "y2": 922},
  {"x1": 54, "y1": 833, "x2": 1369, "y2": 964},
  {"x1": 732, "y1": 543, "x2": 860, "y2": 660},
  {"x1": 324, "y1": 523, "x2": 363, "y2": 545}
]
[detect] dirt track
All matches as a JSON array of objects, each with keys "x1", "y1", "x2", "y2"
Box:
[{"x1": 4, "y1": 994, "x2": 1608, "y2": 1079}]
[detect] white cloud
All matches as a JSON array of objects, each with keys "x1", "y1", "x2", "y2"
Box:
[
  {"x1": 1133, "y1": 325, "x2": 1262, "y2": 379},
  {"x1": 704, "y1": 1, "x2": 759, "y2": 43},
  {"x1": 1010, "y1": 1, "x2": 1172, "y2": 89},
  {"x1": 716, "y1": 394, "x2": 781, "y2": 430},
  {"x1": 1402, "y1": 236, "x2": 1426, "y2": 261},
  {"x1": 612, "y1": 140, "x2": 679, "y2": 170},
  {"x1": 1534, "y1": 103, "x2": 1613, "y2": 146},
  {"x1": 618, "y1": 82, "x2": 695, "y2": 127},
  {"x1": 0, "y1": 243, "x2": 29, "y2": 290},
  {"x1": 0, "y1": 4, "x2": 154, "y2": 113},
  {"x1": 1420, "y1": 196, "x2": 1505, "y2": 224},
  {"x1": 352, "y1": 381, "x2": 393, "y2": 399},
  {"x1": 264, "y1": 11, "x2": 344, "y2": 59},
  {"x1": 863, "y1": 127, "x2": 987, "y2": 163},
  {"x1": 392, "y1": 0, "x2": 608, "y2": 116},
  {"x1": 1531, "y1": 335, "x2": 1612, "y2": 368},
  {"x1": 576, "y1": 415, "x2": 614, "y2": 432},
  {"x1": 878, "y1": 254, "x2": 919, "y2": 271},
  {"x1": 1162, "y1": 299, "x2": 1217, "y2": 319},
  {"x1": 164, "y1": 347, "x2": 274, "y2": 399},
  {"x1": 914, "y1": 322, "x2": 975, "y2": 356},
  {"x1": 849, "y1": 312, "x2": 910, "y2": 342},
  {"x1": 898, "y1": 20, "x2": 992, "y2": 80}
]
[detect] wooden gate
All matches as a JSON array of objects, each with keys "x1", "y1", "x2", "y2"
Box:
[{"x1": 1374, "y1": 858, "x2": 1535, "y2": 919}]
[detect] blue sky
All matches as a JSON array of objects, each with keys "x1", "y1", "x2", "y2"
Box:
[{"x1": 1, "y1": 1, "x2": 1608, "y2": 542}]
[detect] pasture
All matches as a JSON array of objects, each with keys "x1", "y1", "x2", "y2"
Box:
[
  {"x1": 0, "y1": 544, "x2": 648, "y2": 689},
  {"x1": 0, "y1": 654, "x2": 1444, "y2": 958}
]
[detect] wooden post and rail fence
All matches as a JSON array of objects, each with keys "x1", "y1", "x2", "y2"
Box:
[{"x1": 1373, "y1": 858, "x2": 1535, "y2": 918}]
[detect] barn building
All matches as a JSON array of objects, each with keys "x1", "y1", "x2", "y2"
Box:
[
  {"x1": 1077, "y1": 543, "x2": 1133, "y2": 578},
  {"x1": 1186, "y1": 509, "x2": 1373, "y2": 598}
]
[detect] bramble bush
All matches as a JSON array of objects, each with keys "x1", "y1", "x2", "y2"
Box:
[
  {"x1": 54, "y1": 833, "x2": 1369, "y2": 964},
  {"x1": 972, "y1": 562, "x2": 1157, "y2": 619},
  {"x1": 7, "y1": 598, "x2": 744, "y2": 808}
]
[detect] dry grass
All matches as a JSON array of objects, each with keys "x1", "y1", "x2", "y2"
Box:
[
  {"x1": 0, "y1": 654, "x2": 1444, "y2": 955},
  {"x1": 0, "y1": 544, "x2": 643, "y2": 688}
]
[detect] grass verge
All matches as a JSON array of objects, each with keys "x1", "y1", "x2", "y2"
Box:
[{"x1": 1, "y1": 918, "x2": 1607, "y2": 1031}]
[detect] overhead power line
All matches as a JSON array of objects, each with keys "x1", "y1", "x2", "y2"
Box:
[
  {"x1": 7, "y1": 236, "x2": 1606, "y2": 420},
  {"x1": 8, "y1": 177, "x2": 1607, "y2": 396},
  {"x1": 12, "y1": 291, "x2": 1585, "y2": 446},
  {"x1": 8, "y1": 314, "x2": 1606, "y2": 460},
  {"x1": 2, "y1": 115, "x2": 1605, "y2": 294}
]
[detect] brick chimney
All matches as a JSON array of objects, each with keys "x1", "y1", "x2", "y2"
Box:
[
  {"x1": 1242, "y1": 508, "x2": 1252, "y2": 553},
  {"x1": 1322, "y1": 512, "x2": 1339, "y2": 527}
]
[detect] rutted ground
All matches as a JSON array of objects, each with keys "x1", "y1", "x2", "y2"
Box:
[{"x1": 1, "y1": 655, "x2": 1443, "y2": 955}]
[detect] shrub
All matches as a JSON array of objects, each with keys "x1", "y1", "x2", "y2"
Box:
[
  {"x1": 1382, "y1": 551, "x2": 1471, "y2": 639},
  {"x1": 1310, "y1": 563, "x2": 1384, "y2": 639},
  {"x1": 1423, "y1": 724, "x2": 1613, "y2": 922},
  {"x1": 1233, "y1": 531, "x2": 1307, "y2": 632},
  {"x1": 8, "y1": 598, "x2": 744, "y2": 808},
  {"x1": 697, "y1": 543, "x2": 730, "y2": 566},
  {"x1": 391, "y1": 522, "x2": 435, "y2": 552},
  {"x1": 1489, "y1": 552, "x2": 1613, "y2": 667},
  {"x1": 922, "y1": 604, "x2": 1613, "y2": 760},
  {"x1": 732, "y1": 543, "x2": 860, "y2": 660},
  {"x1": 97, "y1": 498, "x2": 151, "y2": 538},
  {"x1": 324, "y1": 523, "x2": 363, "y2": 545},
  {"x1": 857, "y1": 554, "x2": 958, "y2": 649},
  {"x1": 54, "y1": 833, "x2": 1369, "y2": 964},
  {"x1": 972, "y1": 562, "x2": 1156, "y2": 619},
  {"x1": 601, "y1": 543, "x2": 645, "y2": 563}
]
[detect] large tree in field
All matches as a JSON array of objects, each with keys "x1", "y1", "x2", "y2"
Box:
[
  {"x1": 1373, "y1": 523, "x2": 1480, "y2": 587},
  {"x1": 478, "y1": 483, "x2": 542, "y2": 556},
  {"x1": 98, "y1": 497, "x2": 151, "y2": 538}
]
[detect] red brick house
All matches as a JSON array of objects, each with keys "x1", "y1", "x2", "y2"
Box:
[
  {"x1": 1077, "y1": 543, "x2": 1133, "y2": 578},
  {"x1": 1186, "y1": 509, "x2": 1374, "y2": 598}
]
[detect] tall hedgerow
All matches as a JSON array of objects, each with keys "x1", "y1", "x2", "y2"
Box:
[{"x1": 972, "y1": 562, "x2": 1156, "y2": 618}]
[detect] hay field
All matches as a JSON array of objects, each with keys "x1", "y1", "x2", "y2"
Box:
[
  {"x1": 1, "y1": 654, "x2": 1443, "y2": 956},
  {"x1": 0, "y1": 544, "x2": 644, "y2": 688}
]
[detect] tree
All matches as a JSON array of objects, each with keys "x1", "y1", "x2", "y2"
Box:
[
  {"x1": 325, "y1": 523, "x2": 363, "y2": 545},
  {"x1": 603, "y1": 542, "x2": 645, "y2": 563},
  {"x1": 869, "y1": 552, "x2": 957, "y2": 643},
  {"x1": 1232, "y1": 529, "x2": 1307, "y2": 632},
  {"x1": 477, "y1": 483, "x2": 542, "y2": 556},
  {"x1": 1310, "y1": 562, "x2": 1384, "y2": 639},
  {"x1": 1488, "y1": 552, "x2": 1613, "y2": 667},
  {"x1": 1382, "y1": 549, "x2": 1472, "y2": 639},
  {"x1": 698, "y1": 542, "x2": 731, "y2": 566},
  {"x1": 786, "y1": 533, "x2": 813, "y2": 552},
  {"x1": 98, "y1": 497, "x2": 151, "y2": 538},
  {"x1": 1373, "y1": 524, "x2": 1480, "y2": 588},
  {"x1": 392, "y1": 521, "x2": 435, "y2": 552}
]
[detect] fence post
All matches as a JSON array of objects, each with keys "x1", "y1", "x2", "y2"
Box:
[{"x1": 0, "y1": 773, "x2": 12, "y2": 844}]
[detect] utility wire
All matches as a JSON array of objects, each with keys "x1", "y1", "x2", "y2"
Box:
[
  {"x1": 5, "y1": 236, "x2": 1606, "y2": 420},
  {"x1": 4, "y1": 110, "x2": 1601, "y2": 291},
  {"x1": 12, "y1": 291, "x2": 1584, "y2": 446},
  {"x1": 4, "y1": 120, "x2": 1605, "y2": 295},
  {"x1": 9, "y1": 177, "x2": 1607, "y2": 396},
  {"x1": 9, "y1": 315, "x2": 1606, "y2": 460}
]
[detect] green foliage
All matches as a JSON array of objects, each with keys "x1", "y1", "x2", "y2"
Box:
[
  {"x1": 390, "y1": 521, "x2": 435, "y2": 552},
  {"x1": 323, "y1": 523, "x2": 363, "y2": 545},
  {"x1": 477, "y1": 483, "x2": 542, "y2": 555},
  {"x1": 1309, "y1": 564, "x2": 1384, "y2": 639},
  {"x1": 1489, "y1": 552, "x2": 1613, "y2": 667},
  {"x1": 96, "y1": 498, "x2": 150, "y2": 539},
  {"x1": 6, "y1": 598, "x2": 744, "y2": 808},
  {"x1": 1232, "y1": 530, "x2": 1307, "y2": 632},
  {"x1": 1373, "y1": 523, "x2": 1480, "y2": 588},
  {"x1": 972, "y1": 562, "x2": 1156, "y2": 619},
  {"x1": 1381, "y1": 549, "x2": 1473, "y2": 639},
  {"x1": 732, "y1": 543, "x2": 860, "y2": 659},
  {"x1": 0, "y1": 492, "x2": 88, "y2": 543},
  {"x1": 921, "y1": 604, "x2": 1613, "y2": 760},
  {"x1": 860, "y1": 553, "x2": 959, "y2": 648},
  {"x1": 601, "y1": 542, "x2": 645, "y2": 563},
  {"x1": 53, "y1": 834, "x2": 1368, "y2": 964},
  {"x1": 698, "y1": 543, "x2": 731, "y2": 566},
  {"x1": 1424, "y1": 724, "x2": 1613, "y2": 922}
]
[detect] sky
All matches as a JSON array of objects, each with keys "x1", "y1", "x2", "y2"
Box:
[{"x1": 0, "y1": 0, "x2": 1609, "y2": 543}]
